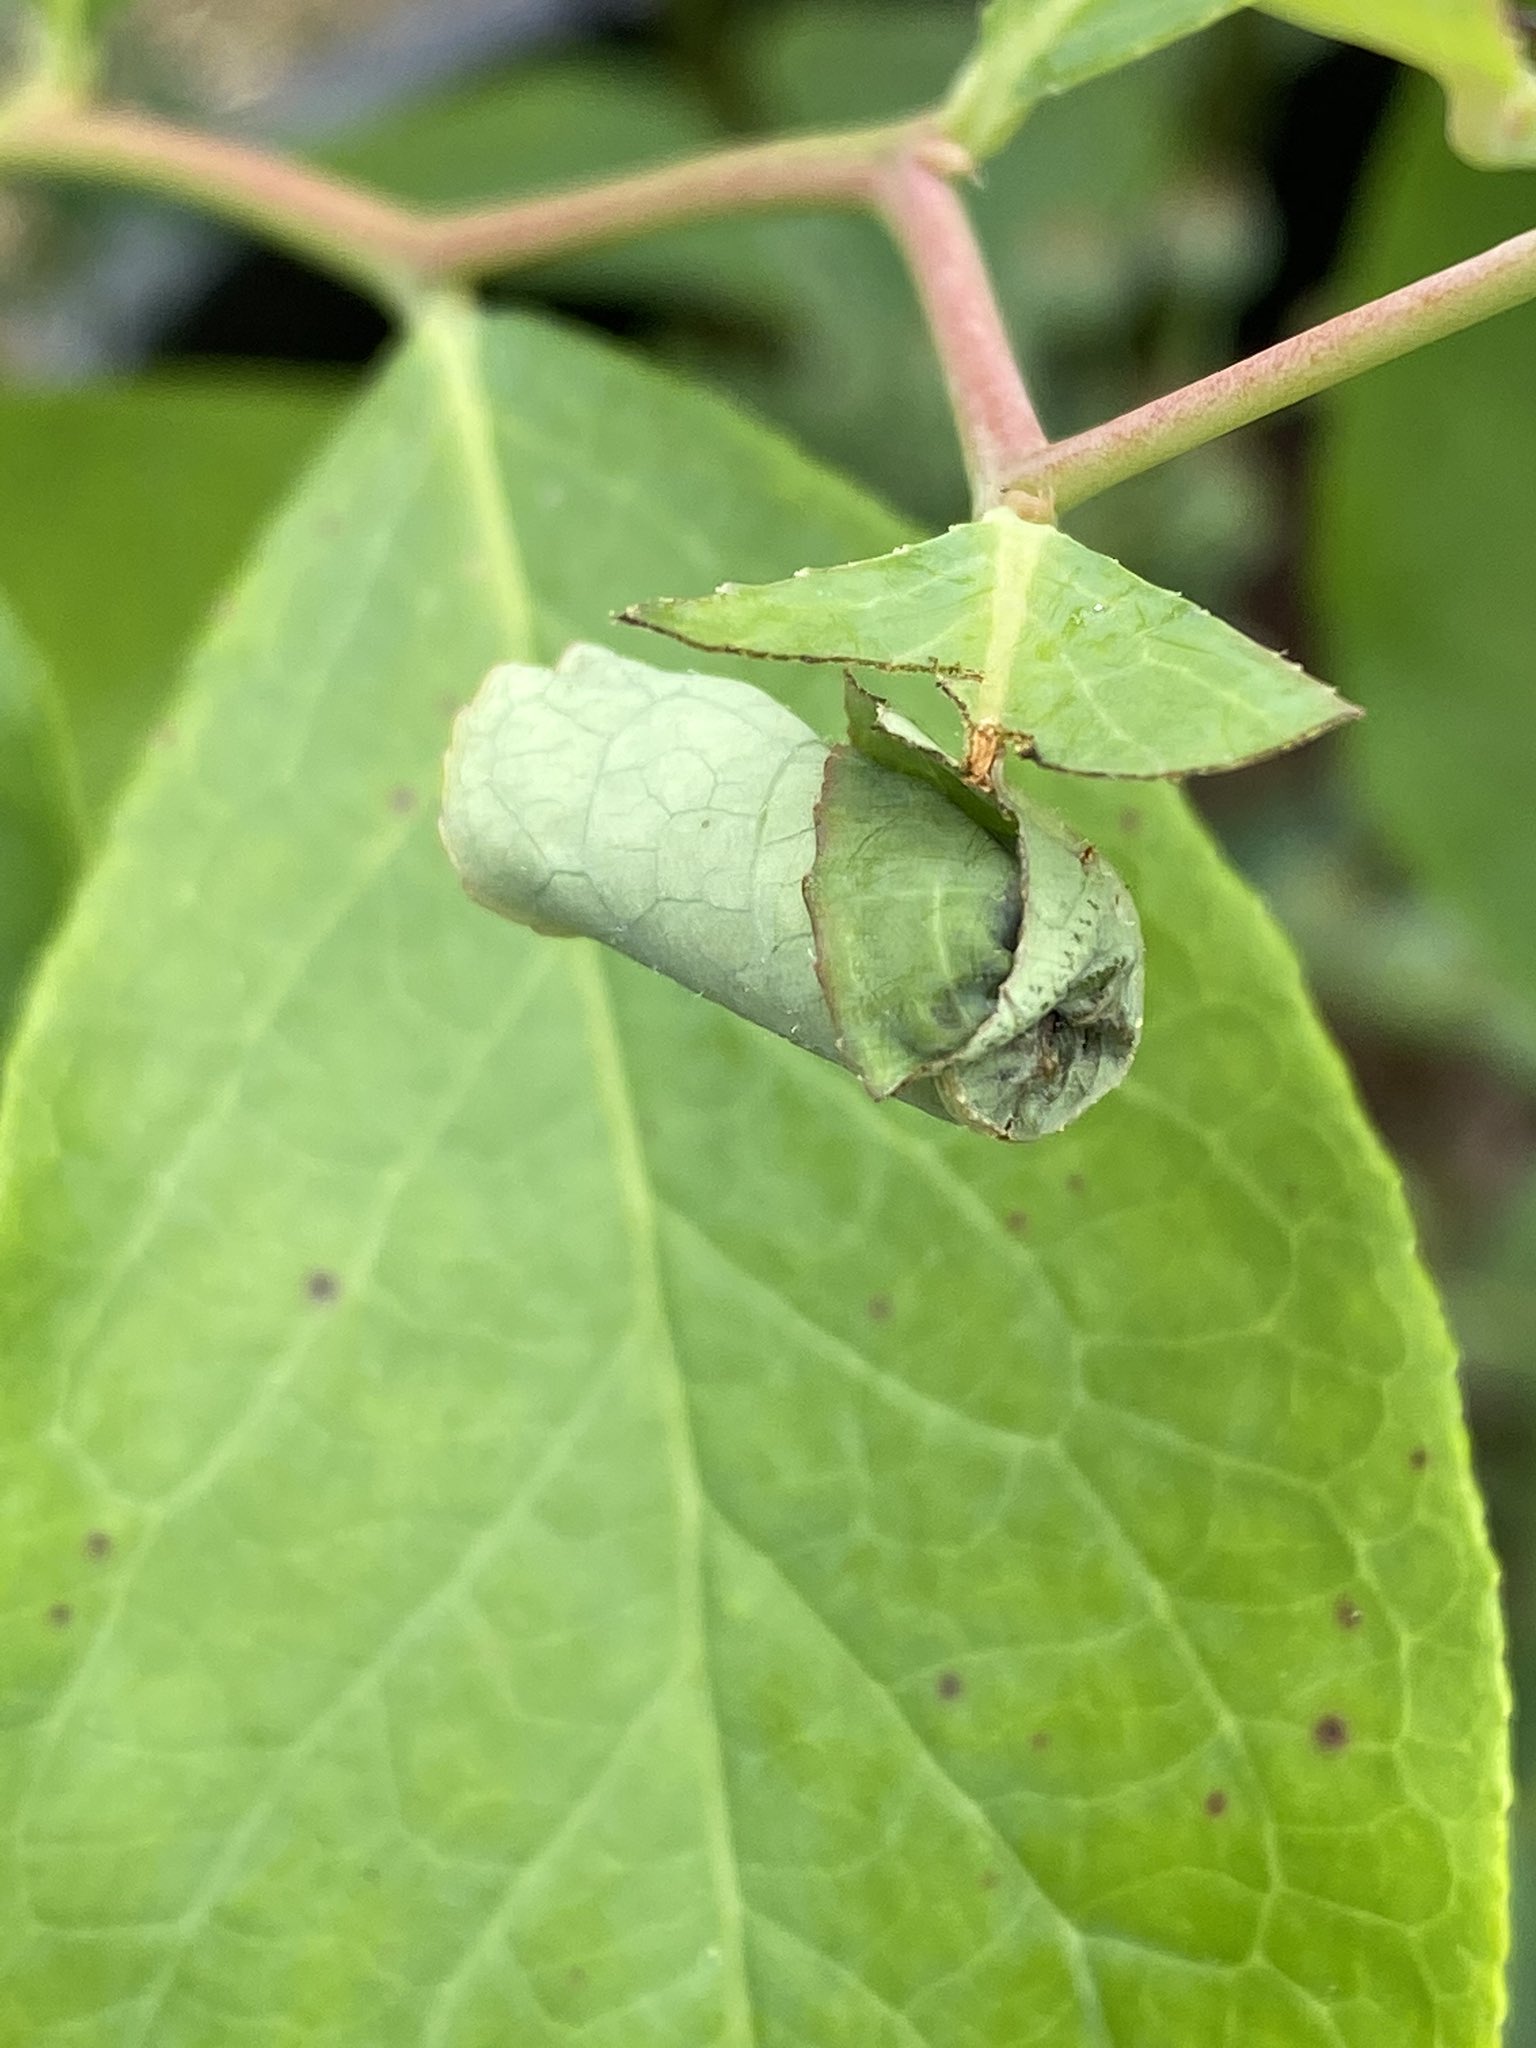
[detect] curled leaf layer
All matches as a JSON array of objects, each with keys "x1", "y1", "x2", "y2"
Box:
[{"x1": 441, "y1": 644, "x2": 1143, "y2": 1139}]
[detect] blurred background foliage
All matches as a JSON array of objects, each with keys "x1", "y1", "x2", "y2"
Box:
[{"x1": 2, "y1": 0, "x2": 1535, "y2": 2026}]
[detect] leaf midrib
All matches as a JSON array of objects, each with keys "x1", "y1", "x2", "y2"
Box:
[{"x1": 426, "y1": 294, "x2": 759, "y2": 2042}]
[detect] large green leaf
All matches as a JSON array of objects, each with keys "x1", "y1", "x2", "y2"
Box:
[
  {"x1": 0, "y1": 601, "x2": 78, "y2": 1049},
  {"x1": 942, "y1": 0, "x2": 1536, "y2": 164},
  {"x1": 627, "y1": 510, "x2": 1356, "y2": 778},
  {"x1": 1313, "y1": 77, "x2": 1536, "y2": 1017},
  {"x1": 0, "y1": 302, "x2": 1505, "y2": 2044},
  {"x1": 0, "y1": 372, "x2": 341, "y2": 825}
]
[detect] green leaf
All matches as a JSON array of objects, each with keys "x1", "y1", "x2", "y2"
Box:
[
  {"x1": 942, "y1": 0, "x2": 1536, "y2": 165},
  {"x1": 0, "y1": 300, "x2": 1504, "y2": 2043},
  {"x1": 1266, "y1": 0, "x2": 1536, "y2": 166},
  {"x1": 1312, "y1": 77, "x2": 1536, "y2": 1017},
  {"x1": 0, "y1": 371, "x2": 342, "y2": 824},
  {"x1": 942, "y1": 0, "x2": 1232, "y2": 159},
  {"x1": 626, "y1": 508, "x2": 1358, "y2": 779},
  {"x1": 442, "y1": 650, "x2": 1143, "y2": 1138},
  {"x1": 0, "y1": 600, "x2": 78, "y2": 1050},
  {"x1": 316, "y1": 54, "x2": 770, "y2": 312}
]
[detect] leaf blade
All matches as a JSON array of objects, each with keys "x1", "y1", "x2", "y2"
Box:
[
  {"x1": 0, "y1": 302, "x2": 1506, "y2": 2045},
  {"x1": 941, "y1": 0, "x2": 1536, "y2": 166},
  {"x1": 626, "y1": 511, "x2": 1358, "y2": 779},
  {"x1": 941, "y1": 0, "x2": 1232, "y2": 158}
]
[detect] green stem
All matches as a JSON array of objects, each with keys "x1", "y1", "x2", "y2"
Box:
[{"x1": 1013, "y1": 224, "x2": 1536, "y2": 510}]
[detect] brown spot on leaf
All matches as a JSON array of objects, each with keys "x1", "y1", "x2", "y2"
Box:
[
  {"x1": 962, "y1": 721, "x2": 1004, "y2": 786},
  {"x1": 1118, "y1": 808, "x2": 1142, "y2": 835},
  {"x1": 305, "y1": 1269, "x2": 340, "y2": 1305},
  {"x1": 1408, "y1": 1445, "x2": 1429, "y2": 1471},
  {"x1": 936, "y1": 1670, "x2": 964, "y2": 1701},
  {"x1": 387, "y1": 785, "x2": 417, "y2": 816},
  {"x1": 82, "y1": 1531, "x2": 112, "y2": 1561},
  {"x1": 1335, "y1": 1595, "x2": 1363, "y2": 1630},
  {"x1": 1005, "y1": 1210, "x2": 1028, "y2": 1235},
  {"x1": 568, "y1": 1966, "x2": 589, "y2": 1991},
  {"x1": 978, "y1": 1869, "x2": 1000, "y2": 1890},
  {"x1": 1203, "y1": 1789, "x2": 1228, "y2": 1817},
  {"x1": 866, "y1": 1294, "x2": 892, "y2": 1323},
  {"x1": 1030, "y1": 1730, "x2": 1051, "y2": 1751},
  {"x1": 1313, "y1": 1713, "x2": 1349, "y2": 1752},
  {"x1": 47, "y1": 1603, "x2": 72, "y2": 1628},
  {"x1": 1065, "y1": 1174, "x2": 1085, "y2": 1196}
]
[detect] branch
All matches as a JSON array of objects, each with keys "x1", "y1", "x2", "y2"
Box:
[
  {"x1": 872, "y1": 153, "x2": 1049, "y2": 517},
  {"x1": 0, "y1": 101, "x2": 930, "y2": 301},
  {"x1": 1013, "y1": 225, "x2": 1536, "y2": 511}
]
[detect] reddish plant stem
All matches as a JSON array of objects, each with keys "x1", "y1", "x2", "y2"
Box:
[
  {"x1": 8, "y1": 98, "x2": 1534, "y2": 524},
  {"x1": 0, "y1": 100, "x2": 1049, "y2": 511},
  {"x1": 0, "y1": 102, "x2": 924, "y2": 298},
  {"x1": 873, "y1": 154, "x2": 1049, "y2": 514},
  {"x1": 1014, "y1": 224, "x2": 1536, "y2": 510}
]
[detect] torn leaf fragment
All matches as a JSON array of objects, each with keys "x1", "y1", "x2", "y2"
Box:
[
  {"x1": 623, "y1": 507, "x2": 1359, "y2": 780},
  {"x1": 441, "y1": 645, "x2": 1143, "y2": 1140}
]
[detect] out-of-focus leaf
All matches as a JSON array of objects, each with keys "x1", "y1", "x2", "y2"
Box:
[
  {"x1": 0, "y1": 372, "x2": 341, "y2": 823},
  {"x1": 627, "y1": 509, "x2": 1357, "y2": 777},
  {"x1": 1313, "y1": 77, "x2": 1536, "y2": 1012},
  {"x1": 1512, "y1": 1820, "x2": 1536, "y2": 2048},
  {"x1": 1266, "y1": 0, "x2": 1536, "y2": 165},
  {"x1": 0, "y1": 601, "x2": 77, "y2": 1050},
  {"x1": 16, "y1": 0, "x2": 126, "y2": 85},
  {"x1": 942, "y1": 0, "x2": 1231, "y2": 158},
  {"x1": 0, "y1": 301, "x2": 1505, "y2": 2044},
  {"x1": 1252, "y1": 837, "x2": 1536, "y2": 1090},
  {"x1": 320, "y1": 57, "x2": 720, "y2": 206},
  {"x1": 943, "y1": 0, "x2": 1536, "y2": 162}
]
